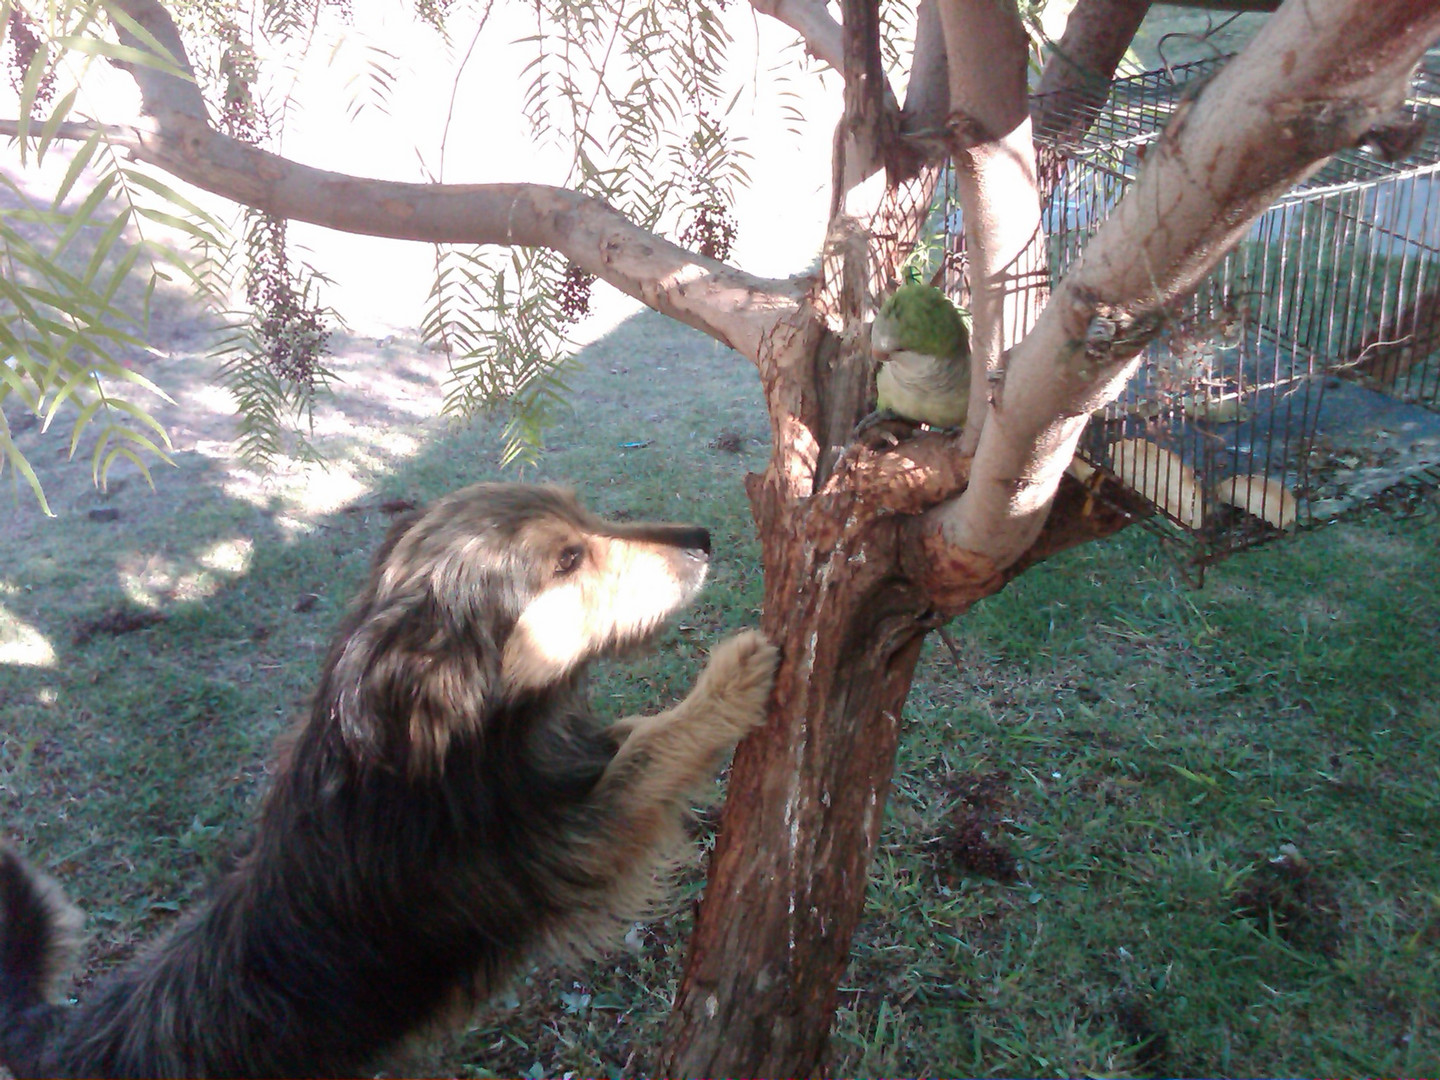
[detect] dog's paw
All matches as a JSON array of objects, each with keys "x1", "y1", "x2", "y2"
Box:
[{"x1": 690, "y1": 630, "x2": 779, "y2": 733}]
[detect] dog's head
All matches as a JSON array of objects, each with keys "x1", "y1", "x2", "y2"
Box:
[{"x1": 322, "y1": 484, "x2": 711, "y2": 772}]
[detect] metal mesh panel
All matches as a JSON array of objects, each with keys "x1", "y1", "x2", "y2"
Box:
[{"x1": 977, "y1": 53, "x2": 1440, "y2": 565}]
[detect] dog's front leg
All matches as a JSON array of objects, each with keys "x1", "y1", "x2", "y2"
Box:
[{"x1": 600, "y1": 630, "x2": 778, "y2": 809}]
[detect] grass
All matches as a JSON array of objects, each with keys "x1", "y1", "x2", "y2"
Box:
[
  {"x1": 2, "y1": 306, "x2": 1438, "y2": 1078},
  {"x1": 833, "y1": 514, "x2": 1440, "y2": 1077}
]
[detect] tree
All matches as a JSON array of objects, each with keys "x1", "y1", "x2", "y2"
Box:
[{"x1": 3, "y1": 0, "x2": 1438, "y2": 1073}]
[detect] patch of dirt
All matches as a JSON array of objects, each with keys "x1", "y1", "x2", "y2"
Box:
[
  {"x1": 1235, "y1": 847, "x2": 1343, "y2": 957},
  {"x1": 72, "y1": 606, "x2": 167, "y2": 647},
  {"x1": 1113, "y1": 994, "x2": 1170, "y2": 1076},
  {"x1": 934, "y1": 770, "x2": 1018, "y2": 884},
  {"x1": 342, "y1": 497, "x2": 418, "y2": 515}
]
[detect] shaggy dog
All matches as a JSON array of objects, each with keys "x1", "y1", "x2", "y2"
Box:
[{"x1": 0, "y1": 483, "x2": 777, "y2": 1078}]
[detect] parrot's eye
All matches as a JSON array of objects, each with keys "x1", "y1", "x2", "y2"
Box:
[{"x1": 556, "y1": 544, "x2": 585, "y2": 575}]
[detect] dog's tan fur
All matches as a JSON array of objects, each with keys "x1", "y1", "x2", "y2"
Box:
[
  {"x1": 0, "y1": 483, "x2": 777, "y2": 1078},
  {"x1": 500, "y1": 529, "x2": 711, "y2": 694}
]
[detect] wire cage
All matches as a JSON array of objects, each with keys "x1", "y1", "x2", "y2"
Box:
[{"x1": 943, "y1": 55, "x2": 1440, "y2": 567}]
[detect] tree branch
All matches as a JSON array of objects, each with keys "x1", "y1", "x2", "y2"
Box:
[
  {"x1": 804, "y1": 0, "x2": 959, "y2": 198},
  {"x1": 1032, "y1": 0, "x2": 1153, "y2": 150},
  {"x1": 936, "y1": 0, "x2": 1047, "y2": 452},
  {"x1": 750, "y1": 0, "x2": 845, "y2": 70},
  {"x1": 899, "y1": 0, "x2": 950, "y2": 142},
  {"x1": 75, "y1": 0, "x2": 807, "y2": 362},
  {"x1": 917, "y1": 0, "x2": 1440, "y2": 604},
  {"x1": 822, "y1": 429, "x2": 971, "y2": 515}
]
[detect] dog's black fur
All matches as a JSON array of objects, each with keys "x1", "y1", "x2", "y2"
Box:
[{"x1": 0, "y1": 483, "x2": 777, "y2": 1078}]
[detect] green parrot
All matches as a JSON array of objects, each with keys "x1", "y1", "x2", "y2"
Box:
[{"x1": 864, "y1": 282, "x2": 972, "y2": 430}]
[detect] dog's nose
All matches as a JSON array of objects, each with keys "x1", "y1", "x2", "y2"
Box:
[
  {"x1": 678, "y1": 527, "x2": 711, "y2": 556},
  {"x1": 623, "y1": 524, "x2": 712, "y2": 556}
]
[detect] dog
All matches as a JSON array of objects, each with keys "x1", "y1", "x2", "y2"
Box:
[{"x1": 0, "y1": 483, "x2": 777, "y2": 1078}]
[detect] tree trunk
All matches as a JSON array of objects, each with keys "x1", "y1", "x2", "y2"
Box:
[
  {"x1": 657, "y1": 425, "x2": 1139, "y2": 1078},
  {"x1": 660, "y1": 2, "x2": 1440, "y2": 1074},
  {"x1": 657, "y1": 164, "x2": 957, "y2": 1074},
  {"x1": 658, "y1": 471, "x2": 936, "y2": 1075}
]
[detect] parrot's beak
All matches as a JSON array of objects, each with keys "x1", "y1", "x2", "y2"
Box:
[{"x1": 869, "y1": 321, "x2": 898, "y2": 357}]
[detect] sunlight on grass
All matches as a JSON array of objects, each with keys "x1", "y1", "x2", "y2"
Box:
[
  {"x1": 119, "y1": 572, "x2": 168, "y2": 608},
  {"x1": 199, "y1": 538, "x2": 254, "y2": 575},
  {"x1": 0, "y1": 602, "x2": 56, "y2": 667},
  {"x1": 114, "y1": 539, "x2": 254, "y2": 605},
  {"x1": 221, "y1": 458, "x2": 370, "y2": 517}
]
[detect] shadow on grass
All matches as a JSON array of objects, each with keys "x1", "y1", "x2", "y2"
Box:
[
  {"x1": 2, "y1": 287, "x2": 1438, "y2": 1076},
  {"x1": 0, "y1": 299, "x2": 768, "y2": 961}
]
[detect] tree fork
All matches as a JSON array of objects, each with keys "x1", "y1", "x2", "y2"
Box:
[{"x1": 659, "y1": 438, "x2": 1143, "y2": 1077}]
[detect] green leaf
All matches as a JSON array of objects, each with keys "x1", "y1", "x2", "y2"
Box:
[
  {"x1": 100, "y1": 0, "x2": 189, "y2": 74},
  {"x1": 55, "y1": 171, "x2": 117, "y2": 256},
  {"x1": 0, "y1": 274, "x2": 45, "y2": 326},
  {"x1": 133, "y1": 206, "x2": 224, "y2": 250},
  {"x1": 36, "y1": 86, "x2": 79, "y2": 164},
  {"x1": 48, "y1": 359, "x2": 104, "y2": 426},
  {"x1": 100, "y1": 242, "x2": 142, "y2": 305},
  {"x1": 15, "y1": 41, "x2": 52, "y2": 162},
  {"x1": 52, "y1": 126, "x2": 104, "y2": 209},
  {"x1": 0, "y1": 355, "x2": 42, "y2": 412},
  {"x1": 99, "y1": 442, "x2": 159, "y2": 490},
  {"x1": 0, "y1": 432, "x2": 54, "y2": 516},
  {"x1": 119, "y1": 169, "x2": 224, "y2": 231},
  {"x1": 59, "y1": 33, "x2": 187, "y2": 77},
  {"x1": 83, "y1": 207, "x2": 134, "y2": 287},
  {"x1": 98, "y1": 395, "x2": 173, "y2": 448},
  {"x1": 67, "y1": 396, "x2": 105, "y2": 454}
]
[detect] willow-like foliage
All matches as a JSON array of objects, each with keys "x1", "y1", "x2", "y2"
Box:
[
  {"x1": 0, "y1": 0, "x2": 357, "y2": 503},
  {"x1": 2, "y1": 0, "x2": 761, "y2": 496},
  {"x1": 422, "y1": 0, "x2": 749, "y2": 463},
  {"x1": 0, "y1": 0, "x2": 248, "y2": 509}
]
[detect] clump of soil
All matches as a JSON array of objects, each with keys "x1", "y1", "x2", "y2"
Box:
[
  {"x1": 1235, "y1": 846, "x2": 1343, "y2": 956},
  {"x1": 935, "y1": 770, "x2": 1018, "y2": 883},
  {"x1": 72, "y1": 606, "x2": 166, "y2": 647}
]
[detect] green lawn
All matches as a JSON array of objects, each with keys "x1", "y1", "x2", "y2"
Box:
[{"x1": 1, "y1": 308, "x2": 1436, "y2": 1078}]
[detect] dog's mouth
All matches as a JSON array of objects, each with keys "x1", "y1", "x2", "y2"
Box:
[{"x1": 674, "y1": 545, "x2": 709, "y2": 599}]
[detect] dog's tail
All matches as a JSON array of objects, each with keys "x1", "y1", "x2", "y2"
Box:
[{"x1": 0, "y1": 845, "x2": 83, "y2": 1071}]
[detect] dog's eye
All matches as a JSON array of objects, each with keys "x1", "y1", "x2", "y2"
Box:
[{"x1": 556, "y1": 544, "x2": 585, "y2": 575}]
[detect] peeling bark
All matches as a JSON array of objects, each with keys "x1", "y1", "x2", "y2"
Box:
[{"x1": 657, "y1": 466, "x2": 935, "y2": 1077}]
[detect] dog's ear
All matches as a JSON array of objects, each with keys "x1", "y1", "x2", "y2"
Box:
[
  {"x1": 373, "y1": 510, "x2": 422, "y2": 567},
  {"x1": 327, "y1": 587, "x2": 499, "y2": 776}
]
